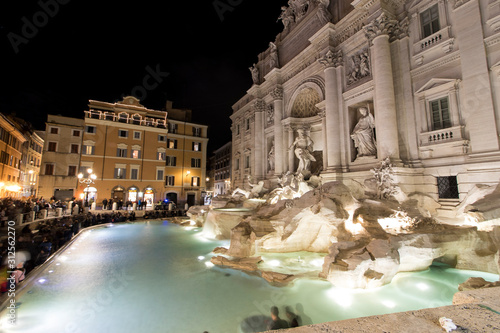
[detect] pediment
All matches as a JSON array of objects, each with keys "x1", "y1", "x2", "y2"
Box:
[{"x1": 416, "y1": 78, "x2": 459, "y2": 94}]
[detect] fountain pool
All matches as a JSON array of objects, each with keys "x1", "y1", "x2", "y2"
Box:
[{"x1": 1, "y1": 221, "x2": 498, "y2": 333}]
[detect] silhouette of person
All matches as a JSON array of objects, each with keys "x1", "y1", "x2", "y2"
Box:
[
  {"x1": 267, "y1": 306, "x2": 289, "y2": 330},
  {"x1": 285, "y1": 306, "x2": 299, "y2": 327}
]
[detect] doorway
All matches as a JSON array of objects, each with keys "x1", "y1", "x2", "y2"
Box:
[{"x1": 187, "y1": 193, "x2": 196, "y2": 207}]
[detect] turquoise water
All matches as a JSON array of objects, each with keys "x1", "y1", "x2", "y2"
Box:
[{"x1": 1, "y1": 221, "x2": 498, "y2": 333}]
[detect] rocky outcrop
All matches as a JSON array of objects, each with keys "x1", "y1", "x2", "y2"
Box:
[
  {"x1": 261, "y1": 271, "x2": 295, "y2": 285},
  {"x1": 458, "y1": 277, "x2": 500, "y2": 291},
  {"x1": 210, "y1": 256, "x2": 262, "y2": 272},
  {"x1": 227, "y1": 221, "x2": 256, "y2": 258},
  {"x1": 201, "y1": 208, "x2": 253, "y2": 239}
]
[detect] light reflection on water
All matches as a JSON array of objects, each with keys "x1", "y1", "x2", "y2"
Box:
[{"x1": 1, "y1": 221, "x2": 498, "y2": 333}]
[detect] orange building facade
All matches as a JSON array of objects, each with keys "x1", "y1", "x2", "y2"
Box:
[{"x1": 80, "y1": 96, "x2": 208, "y2": 208}]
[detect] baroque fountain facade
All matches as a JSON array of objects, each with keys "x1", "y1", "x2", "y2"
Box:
[{"x1": 206, "y1": 0, "x2": 500, "y2": 290}]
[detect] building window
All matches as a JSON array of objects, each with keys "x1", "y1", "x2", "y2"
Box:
[
  {"x1": 131, "y1": 149, "x2": 141, "y2": 159},
  {"x1": 48, "y1": 142, "x2": 57, "y2": 152},
  {"x1": 168, "y1": 123, "x2": 178, "y2": 134},
  {"x1": 420, "y1": 4, "x2": 440, "y2": 38},
  {"x1": 156, "y1": 169, "x2": 164, "y2": 181},
  {"x1": 117, "y1": 148, "x2": 127, "y2": 158},
  {"x1": 235, "y1": 158, "x2": 240, "y2": 170},
  {"x1": 246, "y1": 119, "x2": 250, "y2": 130},
  {"x1": 245, "y1": 156, "x2": 250, "y2": 169},
  {"x1": 45, "y1": 164, "x2": 54, "y2": 175},
  {"x1": 85, "y1": 125, "x2": 96, "y2": 134},
  {"x1": 70, "y1": 144, "x2": 79, "y2": 154},
  {"x1": 118, "y1": 130, "x2": 128, "y2": 138},
  {"x1": 68, "y1": 165, "x2": 77, "y2": 176},
  {"x1": 131, "y1": 168, "x2": 139, "y2": 180},
  {"x1": 83, "y1": 145, "x2": 95, "y2": 155},
  {"x1": 192, "y1": 142, "x2": 201, "y2": 152},
  {"x1": 73, "y1": 130, "x2": 81, "y2": 137},
  {"x1": 191, "y1": 176, "x2": 200, "y2": 187},
  {"x1": 158, "y1": 134, "x2": 167, "y2": 142},
  {"x1": 118, "y1": 113, "x2": 128, "y2": 123},
  {"x1": 133, "y1": 131, "x2": 141, "y2": 140},
  {"x1": 167, "y1": 139, "x2": 177, "y2": 149},
  {"x1": 166, "y1": 156, "x2": 177, "y2": 166},
  {"x1": 114, "y1": 167, "x2": 126, "y2": 179},
  {"x1": 166, "y1": 175, "x2": 175, "y2": 186},
  {"x1": 157, "y1": 152, "x2": 166, "y2": 161},
  {"x1": 192, "y1": 127, "x2": 201, "y2": 137},
  {"x1": 430, "y1": 97, "x2": 451, "y2": 130},
  {"x1": 236, "y1": 124, "x2": 240, "y2": 135},
  {"x1": 191, "y1": 158, "x2": 201, "y2": 168},
  {"x1": 437, "y1": 176, "x2": 459, "y2": 199},
  {"x1": 50, "y1": 127, "x2": 59, "y2": 134}
]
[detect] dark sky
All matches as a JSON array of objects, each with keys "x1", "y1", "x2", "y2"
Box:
[{"x1": 1, "y1": 0, "x2": 285, "y2": 153}]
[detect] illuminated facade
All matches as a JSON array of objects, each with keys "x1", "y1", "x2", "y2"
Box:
[
  {"x1": 38, "y1": 115, "x2": 84, "y2": 200},
  {"x1": 21, "y1": 131, "x2": 43, "y2": 197},
  {"x1": 232, "y1": 0, "x2": 500, "y2": 205},
  {"x1": 0, "y1": 113, "x2": 27, "y2": 197},
  {"x1": 80, "y1": 96, "x2": 208, "y2": 207}
]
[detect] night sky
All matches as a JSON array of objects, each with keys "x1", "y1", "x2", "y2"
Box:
[{"x1": 1, "y1": 0, "x2": 284, "y2": 152}]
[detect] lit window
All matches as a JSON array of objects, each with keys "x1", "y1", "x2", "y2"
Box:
[
  {"x1": 132, "y1": 149, "x2": 141, "y2": 159},
  {"x1": 114, "y1": 168, "x2": 126, "y2": 179},
  {"x1": 157, "y1": 152, "x2": 166, "y2": 161}
]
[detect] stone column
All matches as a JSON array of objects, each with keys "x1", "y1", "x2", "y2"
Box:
[
  {"x1": 319, "y1": 109, "x2": 328, "y2": 171},
  {"x1": 271, "y1": 87, "x2": 285, "y2": 174},
  {"x1": 364, "y1": 13, "x2": 400, "y2": 161},
  {"x1": 318, "y1": 50, "x2": 343, "y2": 170},
  {"x1": 454, "y1": 0, "x2": 499, "y2": 152},
  {"x1": 254, "y1": 100, "x2": 266, "y2": 179}
]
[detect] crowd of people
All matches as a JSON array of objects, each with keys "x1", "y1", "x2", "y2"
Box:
[{"x1": 0, "y1": 210, "x2": 139, "y2": 293}]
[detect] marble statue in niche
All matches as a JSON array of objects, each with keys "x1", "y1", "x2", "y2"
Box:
[
  {"x1": 289, "y1": 128, "x2": 316, "y2": 174},
  {"x1": 351, "y1": 107, "x2": 377, "y2": 158},
  {"x1": 268, "y1": 141, "x2": 275, "y2": 172},
  {"x1": 249, "y1": 64, "x2": 259, "y2": 85}
]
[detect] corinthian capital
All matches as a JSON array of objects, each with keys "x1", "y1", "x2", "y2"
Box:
[
  {"x1": 270, "y1": 86, "x2": 284, "y2": 100},
  {"x1": 364, "y1": 13, "x2": 399, "y2": 43},
  {"x1": 318, "y1": 50, "x2": 343, "y2": 68},
  {"x1": 253, "y1": 99, "x2": 267, "y2": 112}
]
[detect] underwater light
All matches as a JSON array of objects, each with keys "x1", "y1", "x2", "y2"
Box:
[
  {"x1": 268, "y1": 260, "x2": 281, "y2": 267},
  {"x1": 38, "y1": 278, "x2": 47, "y2": 284},
  {"x1": 417, "y1": 282, "x2": 430, "y2": 291},
  {"x1": 205, "y1": 261, "x2": 214, "y2": 268},
  {"x1": 381, "y1": 300, "x2": 396, "y2": 308},
  {"x1": 310, "y1": 259, "x2": 324, "y2": 267},
  {"x1": 198, "y1": 256, "x2": 205, "y2": 260}
]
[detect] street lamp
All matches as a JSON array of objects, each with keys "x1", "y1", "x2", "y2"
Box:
[{"x1": 78, "y1": 168, "x2": 97, "y2": 207}]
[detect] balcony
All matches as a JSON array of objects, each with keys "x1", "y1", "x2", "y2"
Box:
[{"x1": 419, "y1": 125, "x2": 464, "y2": 146}]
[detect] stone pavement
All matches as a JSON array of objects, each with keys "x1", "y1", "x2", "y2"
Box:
[{"x1": 266, "y1": 287, "x2": 500, "y2": 332}]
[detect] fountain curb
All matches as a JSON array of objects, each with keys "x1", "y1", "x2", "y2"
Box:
[{"x1": 264, "y1": 286, "x2": 500, "y2": 332}]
